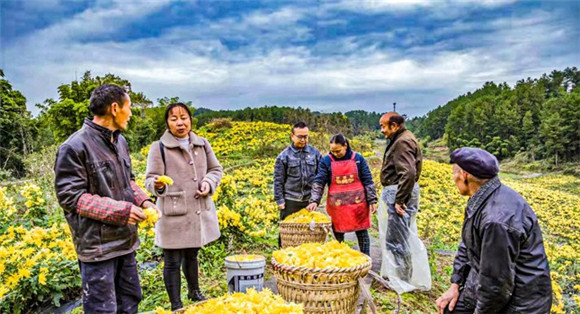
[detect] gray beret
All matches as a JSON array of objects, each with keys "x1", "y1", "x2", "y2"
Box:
[{"x1": 449, "y1": 147, "x2": 499, "y2": 179}]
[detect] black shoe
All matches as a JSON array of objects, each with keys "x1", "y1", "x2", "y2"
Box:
[
  {"x1": 170, "y1": 302, "x2": 183, "y2": 311},
  {"x1": 188, "y1": 289, "x2": 206, "y2": 302}
]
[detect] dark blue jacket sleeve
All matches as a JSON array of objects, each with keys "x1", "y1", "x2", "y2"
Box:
[
  {"x1": 313, "y1": 155, "x2": 332, "y2": 185},
  {"x1": 356, "y1": 153, "x2": 373, "y2": 187},
  {"x1": 310, "y1": 155, "x2": 331, "y2": 204}
]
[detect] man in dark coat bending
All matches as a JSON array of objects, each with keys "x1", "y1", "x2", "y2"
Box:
[{"x1": 436, "y1": 147, "x2": 552, "y2": 314}]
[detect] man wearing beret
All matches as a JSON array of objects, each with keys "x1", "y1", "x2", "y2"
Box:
[
  {"x1": 379, "y1": 112, "x2": 423, "y2": 283},
  {"x1": 436, "y1": 147, "x2": 552, "y2": 314}
]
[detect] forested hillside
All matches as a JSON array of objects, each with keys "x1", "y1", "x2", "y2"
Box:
[
  {"x1": 2, "y1": 67, "x2": 579, "y2": 179},
  {"x1": 408, "y1": 67, "x2": 580, "y2": 163}
]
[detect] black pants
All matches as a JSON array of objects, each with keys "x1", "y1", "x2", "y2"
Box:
[
  {"x1": 386, "y1": 210, "x2": 414, "y2": 281},
  {"x1": 79, "y1": 252, "x2": 142, "y2": 314},
  {"x1": 443, "y1": 291, "x2": 475, "y2": 314},
  {"x1": 279, "y1": 199, "x2": 310, "y2": 247},
  {"x1": 383, "y1": 184, "x2": 419, "y2": 282},
  {"x1": 163, "y1": 248, "x2": 200, "y2": 309},
  {"x1": 333, "y1": 228, "x2": 370, "y2": 256}
]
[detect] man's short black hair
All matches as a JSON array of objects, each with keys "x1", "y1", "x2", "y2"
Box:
[
  {"x1": 292, "y1": 121, "x2": 308, "y2": 133},
  {"x1": 389, "y1": 113, "x2": 405, "y2": 125},
  {"x1": 387, "y1": 112, "x2": 405, "y2": 126},
  {"x1": 89, "y1": 84, "x2": 128, "y2": 116}
]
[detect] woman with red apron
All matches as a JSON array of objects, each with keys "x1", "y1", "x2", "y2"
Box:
[{"x1": 307, "y1": 134, "x2": 378, "y2": 255}]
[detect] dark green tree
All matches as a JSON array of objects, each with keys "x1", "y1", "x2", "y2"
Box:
[
  {"x1": 42, "y1": 71, "x2": 133, "y2": 143},
  {"x1": 0, "y1": 69, "x2": 37, "y2": 177}
]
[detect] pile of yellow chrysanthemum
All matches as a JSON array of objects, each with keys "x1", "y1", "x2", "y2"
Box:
[
  {"x1": 283, "y1": 209, "x2": 330, "y2": 223},
  {"x1": 227, "y1": 254, "x2": 265, "y2": 262},
  {"x1": 273, "y1": 240, "x2": 368, "y2": 269},
  {"x1": 156, "y1": 288, "x2": 302, "y2": 314}
]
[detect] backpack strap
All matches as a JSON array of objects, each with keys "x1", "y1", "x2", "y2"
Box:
[{"x1": 159, "y1": 142, "x2": 166, "y2": 174}]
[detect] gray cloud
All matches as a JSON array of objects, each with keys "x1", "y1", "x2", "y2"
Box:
[{"x1": 2, "y1": 1, "x2": 578, "y2": 118}]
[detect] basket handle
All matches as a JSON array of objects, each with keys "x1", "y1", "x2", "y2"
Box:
[
  {"x1": 323, "y1": 225, "x2": 333, "y2": 238},
  {"x1": 367, "y1": 270, "x2": 403, "y2": 313},
  {"x1": 358, "y1": 277, "x2": 378, "y2": 314}
]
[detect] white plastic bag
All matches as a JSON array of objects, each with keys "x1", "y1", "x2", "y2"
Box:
[{"x1": 378, "y1": 183, "x2": 431, "y2": 294}]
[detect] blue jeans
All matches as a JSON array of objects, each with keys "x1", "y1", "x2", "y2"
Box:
[{"x1": 79, "y1": 252, "x2": 142, "y2": 313}]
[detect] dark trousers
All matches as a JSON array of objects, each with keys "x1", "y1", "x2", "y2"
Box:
[
  {"x1": 383, "y1": 184, "x2": 420, "y2": 282},
  {"x1": 279, "y1": 199, "x2": 310, "y2": 247},
  {"x1": 79, "y1": 252, "x2": 142, "y2": 314},
  {"x1": 386, "y1": 211, "x2": 414, "y2": 281},
  {"x1": 444, "y1": 292, "x2": 475, "y2": 314},
  {"x1": 333, "y1": 228, "x2": 370, "y2": 256},
  {"x1": 163, "y1": 248, "x2": 200, "y2": 310}
]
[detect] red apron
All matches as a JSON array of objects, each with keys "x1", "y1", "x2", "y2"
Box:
[{"x1": 326, "y1": 152, "x2": 370, "y2": 232}]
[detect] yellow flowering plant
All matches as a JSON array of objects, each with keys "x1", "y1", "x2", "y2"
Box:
[
  {"x1": 0, "y1": 187, "x2": 17, "y2": 227},
  {"x1": 19, "y1": 183, "x2": 50, "y2": 225},
  {"x1": 0, "y1": 223, "x2": 80, "y2": 312},
  {"x1": 213, "y1": 159, "x2": 280, "y2": 242}
]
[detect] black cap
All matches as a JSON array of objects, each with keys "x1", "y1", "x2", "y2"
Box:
[{"x1": 450, "y1": 147, "x2": 499, "y2": 179}]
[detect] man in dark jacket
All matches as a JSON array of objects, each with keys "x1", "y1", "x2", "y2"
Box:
[
  {"x1": 379, "y1": 112, "x2": 423, "y2": 283},
  {"x1": 436, "y1": 147, "x2": 552, "y2": 314},
  {"x1": 274, "y1": 121, "x2": 322, "y2": 246},
  {"x1": 54, "y1": 84, "x2": 159, "y2": 313}
]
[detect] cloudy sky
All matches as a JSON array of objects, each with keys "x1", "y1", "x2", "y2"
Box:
[{"x1": 1, "y1": 0, "x2": 579, "y2": 117}]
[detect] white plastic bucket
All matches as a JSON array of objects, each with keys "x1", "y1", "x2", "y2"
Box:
[{"x1": 224, "y1": 255, "x2": 266, "y2": 293}]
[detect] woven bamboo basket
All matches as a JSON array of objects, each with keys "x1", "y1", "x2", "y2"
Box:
[
  {"x1": 278, "y1": 222, "x2": 332, "y2": 248},
  {"x1": 271, "y1": 256, "x2": 372, "y2": 313}
]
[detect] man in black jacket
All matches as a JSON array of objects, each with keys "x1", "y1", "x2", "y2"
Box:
[
  {"x1": 437, "y1": 147, "x2": 552, "y2": 314},
  {"x1": 273, "y1": 121, "x2": 322, "y2": 246},
  {"x1": 54, "y1": 84, "x2": 159, "y2": 313}
]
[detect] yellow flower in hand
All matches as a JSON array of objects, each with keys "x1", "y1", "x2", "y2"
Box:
[
  {"x1": 142, "y1": 207, "x2": 160, "y2": 227},
  {"x1": 157, "y1": 175, "x2": 174, "y2": 185}
]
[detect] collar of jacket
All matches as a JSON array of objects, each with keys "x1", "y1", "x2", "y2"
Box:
[
  {"x1": 83, "y1": 118, "x2": 121, "y2": 143},
  {"x1": 388, "y1": 126, "x2": 407, "y2": 141},
  {"x1": 290, "y1": 143, "x2": 311, "y2": 153},
  {"x1": 384, "y1": 126, "x2": 407, "y2": 153},
  {"x1": 160, "y1": 130, "x2": 205, "y2": 149},
  {"x1": 465, "y1": 176, "x2": 502, "y2": 218}
]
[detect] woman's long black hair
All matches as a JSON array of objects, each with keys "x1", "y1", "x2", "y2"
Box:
[{"x1": 330, "y1": 133, "x2": 353, "y2": 154}]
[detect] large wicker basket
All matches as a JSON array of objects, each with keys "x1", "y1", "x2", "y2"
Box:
[
  {"x1": 278, "y1": 222, "x2": 332, "y2": 248},
  {"x1": 272, "y1": 256, "x2": 372, "y2": 313}
]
